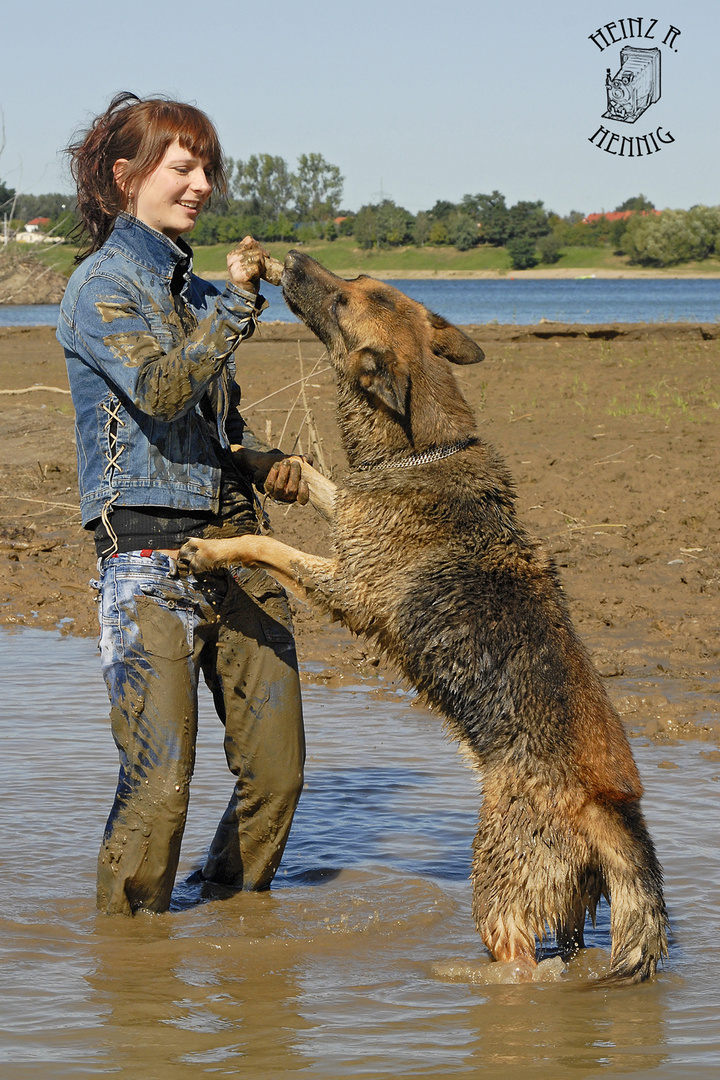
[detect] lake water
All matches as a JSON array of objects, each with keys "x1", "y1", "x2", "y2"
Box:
[
  {"x1": 3, "y1": 277, "x2": 720, "y2": 328},
  {"x1": 2, "y1": 626, "x2": 719, "y2": 1078}
]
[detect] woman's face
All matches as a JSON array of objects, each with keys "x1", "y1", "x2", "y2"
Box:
[{"x1": 120, "y1": 138, "x2": 213, "y2": 242}]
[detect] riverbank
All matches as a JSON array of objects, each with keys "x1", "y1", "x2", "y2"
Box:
[
  {"x1": 1, "y1": 321, "x2": 718, "y2": 744},
  {"x1": 0, "y1": 249, "x2": 69, "y2": 304},
  {"x1": 202, "y1": 266, "x2": 720, "y2": 281},
  {"x1": 7, "y1": 240, "x2": 720, "y2": 305}
]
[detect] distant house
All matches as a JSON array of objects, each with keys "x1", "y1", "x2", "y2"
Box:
[
  {"x1": 16, "y1": 216, "x2": 62, "y2": 245},
  {"x1": 582, "y1": 210, "x2": 661, "y2": 225}
]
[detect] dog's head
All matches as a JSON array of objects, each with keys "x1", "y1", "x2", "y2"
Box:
[{"x1": 282, "y1": 251, "x2": 484, "y2": 459}]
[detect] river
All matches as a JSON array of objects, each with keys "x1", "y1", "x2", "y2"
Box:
[
  {"x1": 2, "y1": 277, "x2": 720, "y2": 328},
  {"x1": 1, "y1": 627, "x2": 719, "y2": 1079}
]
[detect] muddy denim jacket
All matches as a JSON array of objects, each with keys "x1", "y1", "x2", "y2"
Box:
[{"x1": 57, "y1": 213, "x2": 266, "y2": 528}]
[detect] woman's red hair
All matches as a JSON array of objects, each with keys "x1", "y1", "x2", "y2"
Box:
[{"x1": 67, "y1": 92, "x2": 226, "y2": 260}]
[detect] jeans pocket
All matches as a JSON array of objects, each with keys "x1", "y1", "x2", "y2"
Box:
[{"x1": 135, "y1": 592, "x2": 194, "y2": 660}]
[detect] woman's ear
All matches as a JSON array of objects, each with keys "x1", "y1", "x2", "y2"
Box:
[{"x1": 112, "y1": 159, "x2": 131, "y2": 200}]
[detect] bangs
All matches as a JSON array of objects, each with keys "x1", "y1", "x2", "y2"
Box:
[
  {"x1": 68, "y1": 92, "x2": 229, "y2": 258},
  {"x1": 131, "y1": 99, "x2": 227, "y2": 193}
]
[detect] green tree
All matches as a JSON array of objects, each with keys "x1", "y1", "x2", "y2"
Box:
[
  {"x1": 192, "y1": 212, "x2": 221, "y2": 245},
  {"x1": 507, "y1": 236, "x2": 538, "y2": 269},
  {"x1": 354, "y1": 204, "x2": 378, "y2": 249},
  {"x1": 537, "y1": 233, "x2": 562, "y2": 264},
  {"x1": 293, "y1": 153, "x2": 344, "y2": 221},
  {"x1": 273, "y1": 212, "x2": 296, "y2": 242},
  {"x1": 352, "y1": 200, "x2": 411, "y2": 248},
  {"x1": 448, "y1": 213, "x2": 479, "y2": 251},
  {"x1": 336, "y1": 211, "x2": 355, "y2": 236},
  {"x1": 375, "y1": 199, "x2": 412, "y2": 245},
  {"x1": 428, "y1": 199, "x2": 456, "y2": 221},
  {"x1": 508, "y1": 200, "x2": 551, "y2": 241},
  {"x1": 689, "y1": 205, "x2": 720, "y2": 254},
  {"x1": 462, "y1": 191, "x2": 508, "y2": 246},
  {"x1": 232, "y1": 154, "x2": 294, "y2": 219},
  {"x1": 622, "y1": 207, "x2": 720, "y2": 265},
  {"x1": 615, "y1": 194, "x2": 655, "y2": 213},
  {"x1": 428, "y1": 220, "x2": 449, "y2": 245},
  {"x1": 413, "y1": 210, "x2": 431, "y2": 247},
  {"x1": 0, "y1": 178, "x2": 16, "y2": 210}
]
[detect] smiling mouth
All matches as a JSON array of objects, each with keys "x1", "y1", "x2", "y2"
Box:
[{"x1": 179, "y1": 202, "x2": 200, "y2": 211}]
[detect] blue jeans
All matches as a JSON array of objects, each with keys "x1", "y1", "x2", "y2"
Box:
[{"x1": 94, "y1": 552, "x2": 305, "y2": 914}]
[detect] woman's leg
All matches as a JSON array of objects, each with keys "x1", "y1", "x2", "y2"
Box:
[
  {"x1": 201, "y1": 568, "x2": 305, "y2": 889},
  {"x1": 96, "y1": 555, "x2": 200, "y2": 915}
]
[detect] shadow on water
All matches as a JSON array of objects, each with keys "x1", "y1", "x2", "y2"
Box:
[
  {"x1": 1, "y1": 627, "x2": 719, "y2": 1079},
  {"x1": 173, "y1": 761, "x2": 473, "y2": 912}
]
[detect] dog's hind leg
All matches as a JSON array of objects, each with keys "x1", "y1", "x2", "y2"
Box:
[
  {"x1": 471, "y1": 785, "x2": 597, "y2": 969},
  {"x1": 470, "y1": 793, "x2": 543, "y2": 968},
  {"x1": 554, "y1": 864, "x2": 604, "y2": 960}
]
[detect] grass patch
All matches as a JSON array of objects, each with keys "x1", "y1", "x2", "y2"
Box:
[
  {"x1": 9, "y1": 242, "x2": 79, "y2": 278},
  {"x1": 191, "y1": 237, "x2": 513, "y2": 276},
  {"x1": 13, "y1": 236, "x2": 720, "y2": 282},
  {"x1": 607, "y1": 376, "x2": 720, "y2": 422}
]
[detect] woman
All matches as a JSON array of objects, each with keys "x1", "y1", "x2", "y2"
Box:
[{"x1": 58, "y1": 92, "x2": 306, "y2": 915}]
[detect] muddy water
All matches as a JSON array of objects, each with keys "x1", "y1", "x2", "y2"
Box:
[{"x1": 1, "y1": 628, "x2": 719, "y2": 1079}]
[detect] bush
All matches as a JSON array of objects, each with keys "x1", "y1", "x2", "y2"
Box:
[
  {"x1": 352, "y1": 200, "x2": 412, "y2": 249},
  {"x1": 448, "y1": 213, "x2": 479, "y2": 251},
  {"x1": 507, "y1": 236, "x2": 538, "y2": 270},
  {"x1": 413, "y1": 211, "x2": 431, "y2": 247},
  {"x1": 621, "y1": 207, "x2": 720, "y2": 266},
  {"x1": 537, "y1": 234, "x2": 562, "y2": 264},
  {"x1": 428, "y1": 221, "x2": 449, "y2": 245}
]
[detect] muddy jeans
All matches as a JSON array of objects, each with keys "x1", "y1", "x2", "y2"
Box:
[{"x1": 94, "y1": 551, "x2": 305, "y2": 915}]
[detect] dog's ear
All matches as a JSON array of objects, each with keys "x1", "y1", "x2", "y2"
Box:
[
  {"x1": 427, "y1": 311, "x2": 484, "y2": 365},
  {"x1": 349, "y1": 348, "x2": 409, "y2": 417}
]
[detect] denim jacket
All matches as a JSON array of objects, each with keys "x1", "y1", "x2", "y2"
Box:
[{"x1": 57, "y1": 213, "x2": 266, "y2": 528}]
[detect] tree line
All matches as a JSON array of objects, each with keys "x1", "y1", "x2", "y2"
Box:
[{"x1": 3, "y1": 155, "x2": 720, "y2": 269}]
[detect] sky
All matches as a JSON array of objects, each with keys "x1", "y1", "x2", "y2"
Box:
[{"x1": 1, "y1": 0, "x2": 718, "y2": 217}]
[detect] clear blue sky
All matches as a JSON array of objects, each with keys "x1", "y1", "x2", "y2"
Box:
[{"x1": 1, "y1": 0, "x2": 717, "y2": 217}]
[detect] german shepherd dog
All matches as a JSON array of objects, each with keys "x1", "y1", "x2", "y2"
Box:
[{"x1": 179, "y1": 252, "x2": 669, "y2": 984}]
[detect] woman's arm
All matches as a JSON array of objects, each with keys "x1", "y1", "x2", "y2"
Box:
[{"x1": 63, "y1": 275, "x2": 260, "y2": 422}]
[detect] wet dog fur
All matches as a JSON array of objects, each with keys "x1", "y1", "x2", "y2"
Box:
[{"x1": 179, "y1": 252, "x2": 669, "y2": 984}]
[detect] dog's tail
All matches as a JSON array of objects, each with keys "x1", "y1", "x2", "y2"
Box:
[{"x1": 586, "y1": 799, "x2": 669, "y2": 985}]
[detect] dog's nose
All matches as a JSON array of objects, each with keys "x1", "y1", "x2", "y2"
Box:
[
  {"x1": 284, "y1": 250, "x2": 323, "y2": 281},
  {"x1": 284, "y1": 250, "x2": 305, "y2": 271}
]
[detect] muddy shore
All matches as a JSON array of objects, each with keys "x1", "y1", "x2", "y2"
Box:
[
  {"x1": 1, "y1": 321, "x2": 718, "y2": 745},
  {"x1": 0, "y1": 252, "x2": 68, "y2": 305}
]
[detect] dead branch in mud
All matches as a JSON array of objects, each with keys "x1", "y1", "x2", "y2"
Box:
[{"x1": 0, "y1": 385, "x2": 71, "y2": 395}]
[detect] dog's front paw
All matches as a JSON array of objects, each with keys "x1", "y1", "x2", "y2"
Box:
[{"x1": 177, "y1": 537, "x2": 226, "y2": 576}]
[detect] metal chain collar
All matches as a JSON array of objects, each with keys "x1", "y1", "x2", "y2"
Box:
[{"x1": 352, "y1": 438, "x2": 473, "y2": 473}]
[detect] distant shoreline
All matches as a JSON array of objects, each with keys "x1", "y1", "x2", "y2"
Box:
[{"x1": 204, "y1": 267, "x2": 720, "y2": 281}]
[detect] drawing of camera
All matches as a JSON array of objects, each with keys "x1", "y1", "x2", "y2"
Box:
[{"x1": 604, "y1": 47, "x2": 661, "y2": 124}]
